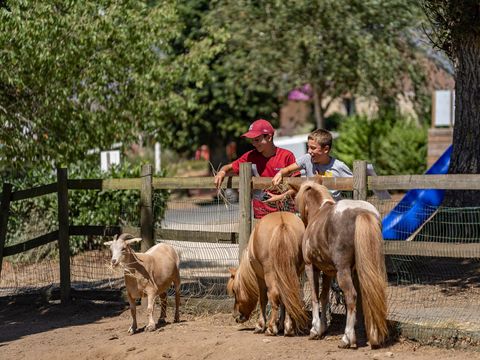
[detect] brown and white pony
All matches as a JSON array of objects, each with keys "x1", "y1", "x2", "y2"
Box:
[
  {"x1": 294, "y1": 180, "x2": 388, "y2": 349},
  {"x1": 227, "y1": 211, "x2": 307, "y2": 336}
]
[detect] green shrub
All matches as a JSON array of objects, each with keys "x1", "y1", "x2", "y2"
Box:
[
  {"x1": 376, "y1": 120, "x2": 428, "y2": 175},
  {"x1": 4, "y1": 161, "x2": 168, "y2": 259},
  {"x1": 333, "y1": 114, "x2": 427, "y2": 175}
]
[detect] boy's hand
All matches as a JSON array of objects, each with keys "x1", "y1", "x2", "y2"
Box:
[
  {"x1": 214, "y1": 170, "x2": 226, "y2": 189},
  {"x1": 272, "y1": 172, "x2": 283, "y2": 186},
  {"x1": 262, "y1": 191, "x2": 286, "y2": 203}
]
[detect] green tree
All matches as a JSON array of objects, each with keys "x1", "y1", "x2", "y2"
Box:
[
  {"x1": 204, "y1": 0, "x2": 426, "y2": 129},
  {"x1": 423, "y1": 1, "x2": 480, "y2": 206},
  {"x1": 0, "y1": 0, "x2": 224, "y2": 174},
  {"x1": 162, "y1": 0, "x2": 281, "y2": 156}
]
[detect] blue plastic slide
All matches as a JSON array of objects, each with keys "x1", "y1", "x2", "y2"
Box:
[{"x1": 382, "y1": 145, "x2": 452, "y2": 240}]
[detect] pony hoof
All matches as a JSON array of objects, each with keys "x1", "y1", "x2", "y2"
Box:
[
  {"x1": 338, "y1": 341, "x2": 357, "y2": 349},
  {"x1": 284, "y1": 330, "x2": 295, "y2": 337},
  {"x1": 157, "y1": 318, "x2": 167, "y2": 326},
  {"x1": 174, "y1": 316, "x2": 180, "y2": 323},
  {"x1": 253, "y1": 326, "x2": 265, "y2": 334},
  {"x1": 309, "y1": 330, "x2": 320, "y2": 340},
  {"x1": 265, "y1": 328, "x2": 277, "y2": 336},
  {"x1": 145, "y1": 324, "x2": 156, "y2": 332},
  {"x1": 370, "y1": 343, "x2": 381, "y2": 350},
  {"x1": 128, "y1": 327, "x2": 137, "y2": 335}
]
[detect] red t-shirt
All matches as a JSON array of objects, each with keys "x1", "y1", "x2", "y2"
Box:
[{"x1": 231, "y1": 147, "x2": 297, "y2": 218}]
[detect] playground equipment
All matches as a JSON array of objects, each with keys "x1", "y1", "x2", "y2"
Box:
[{"x1": 382, "y1": 145, "x2": 452, "y2": 240}]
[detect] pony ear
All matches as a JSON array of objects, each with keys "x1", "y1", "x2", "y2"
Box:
[
  {"x1": 113, "y1": 234, "x2": 118, "y2": 241},
  {"x1": 228, "y1": 267, "x2": 237, "y2": 276},
  {"x1": 288, "y1": 182, "x2": 301, "y2": 193},
  {"x1": 104, "y1": 241, "x2": 113, "y2": 246},
  {"x1": 125, "y1": 237, "x2": 142, "y2": 245},
  {"x1": 313, "y1": 174, "x2": 323, "y2": 184}
]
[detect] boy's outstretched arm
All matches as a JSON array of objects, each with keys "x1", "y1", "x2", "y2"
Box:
[
  {"x1": 272, "y1": 163, "x2": 301, "y2": 186},
  {"x1": 263, "y1": 189, "x2": 296, "y2": 203}
]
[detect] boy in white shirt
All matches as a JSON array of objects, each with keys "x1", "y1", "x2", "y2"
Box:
[{"x1": 269, "y1": 129, "x2": 352, "y2": 202}]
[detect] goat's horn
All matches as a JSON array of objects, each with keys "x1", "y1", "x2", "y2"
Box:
[{"x1": 125, "y1": 237, "x2": 143, "y2": 245}]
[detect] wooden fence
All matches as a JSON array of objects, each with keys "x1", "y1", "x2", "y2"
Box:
[{"x1": 1, "y1": 161, "x2": 480, "y2": 304}]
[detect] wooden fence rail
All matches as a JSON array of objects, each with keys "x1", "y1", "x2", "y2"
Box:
[
  {"x1": 2, "y1": 231, "x2": 58, "y2": 257},
  {"x1": 2, "y1": 162, "x2": 480, "y2": 303},
  {"x1": 11, "y1": 183, "x2": 57, "y2": 201}
]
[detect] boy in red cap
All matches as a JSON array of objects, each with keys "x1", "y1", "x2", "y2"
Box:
[{"x1": 214, "y1": 119, "x2": 297, "y2": 219}]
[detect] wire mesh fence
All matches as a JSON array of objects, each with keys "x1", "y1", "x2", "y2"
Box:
[
  {"x1": 1, "y1": 188, "x2": 479, "y2": 346},
  {"x1": 0, "y1": 243, "x2": 59, "y2": 297},
  {"x1": 160, "y1": 195, "x2": 239, "y2": 233}
]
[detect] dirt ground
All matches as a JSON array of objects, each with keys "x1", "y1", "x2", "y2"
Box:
[{"x1": 1, "y1": 298, "x2": 479, "y2": 360}]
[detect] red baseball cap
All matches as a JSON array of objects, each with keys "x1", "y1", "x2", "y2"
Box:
[{"x1": 241, "y1": 119, "x2": 275, "y2": 138}]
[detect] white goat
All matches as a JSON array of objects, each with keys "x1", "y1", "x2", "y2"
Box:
[{"x1": 105, "y1": 233, "x2": 181, "y2": 333}]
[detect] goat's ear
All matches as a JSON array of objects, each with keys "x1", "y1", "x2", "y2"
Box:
[
  {"x1": 228, "y1": 267, "x2": 237, "y2": 276},
  {"x1": 104, "y1": 241, "x2": 113, "y2": 246},
  {"x1": 125, "y1": 237, "x2": 142, "y2": 245},
  {"x1": 113, "y1": 234, "x2": 118, "y2": 241}
]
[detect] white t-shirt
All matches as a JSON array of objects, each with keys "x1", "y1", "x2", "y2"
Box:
[{"x1": 296, "y1": 154, "x2": 352, "y2": 201}]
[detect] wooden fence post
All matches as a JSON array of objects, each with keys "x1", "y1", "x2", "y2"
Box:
[
  {"x1": 353, "y1": 160, "x2": 368, "y2": 201},
  {"x1": 57, "y1": 168, "x2": 71, "y2": 304},
  {"x1": 353, "y1": 160, "x2": 368, "y2": 344},
  {"x1": 238, "y1": 162, "x2": 252, "y2": 262},
  {"x1": 140, "y1": 164, "x2": 154, "y2": 252},
  {"x1": 0, "y1": 183, "x2": 12, "y2": 279}
]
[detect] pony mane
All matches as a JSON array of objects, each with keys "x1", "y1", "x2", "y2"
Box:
[
  {"x1": 296, "y1": 180, "x2": 334, "y2": 222},
  {"x1": 232, "y1": 249, "x2": 259, "y2": 301},
  {"x1": 226, "y1": 274, "x2": 235, "y2": 296}
]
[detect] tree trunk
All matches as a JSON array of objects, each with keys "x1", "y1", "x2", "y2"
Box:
[
  {"x1": 444, "y1": 35, "x2": 480, "y2": 207},
  {"x1": 312, "y1": 85, "x2": 325, "y2": 129}
]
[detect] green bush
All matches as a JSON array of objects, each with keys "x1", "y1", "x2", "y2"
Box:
[
  {"x1": 333, "y1": 114, "x2": 427, "y2": 175},
  {"x1": 4, "y1": 161, "x2": 168, "y2": 259},
  {"x1": 376, "y1": 120, "x2": 428, "y2": 175}
]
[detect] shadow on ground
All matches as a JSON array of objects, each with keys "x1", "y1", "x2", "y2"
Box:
[{"x1": 0, "y1": 293, "x2": 127, "y2": 344}]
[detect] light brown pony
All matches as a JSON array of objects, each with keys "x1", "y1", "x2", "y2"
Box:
[
  {"x1": 227, "y1": 211, "x2": 307, "y2": 336},
  {"x1": 294, "y1": 180, "x2": 387, "y2": 349}
]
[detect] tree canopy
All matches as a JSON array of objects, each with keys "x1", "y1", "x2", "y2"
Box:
[
  {"x1": 204, "y1": 0, "x2": 426, "y2": 128},
  {"x1": 0, "y1": 0, "x2": 224, "y2": 173},
  {"x1": 1, "y1": 0, "x2": 431, "y2": 175}
]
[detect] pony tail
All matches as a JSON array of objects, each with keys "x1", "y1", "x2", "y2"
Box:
[
  {"x1": 232, "y1": 226, "x2": 261, "y2": 301},
  {"x1": 270, "y1": 222, "x2": 308, "y2": 330},
  {"x1": 354, "y1": 212, "x2": 388, "y2": 347}
]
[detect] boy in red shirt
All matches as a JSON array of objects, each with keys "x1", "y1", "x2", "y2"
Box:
[{"x1": 214, "y1": 119, "x2": 297, "y2": 219}]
